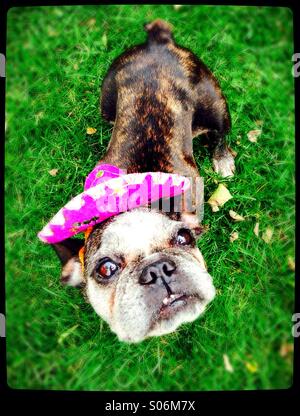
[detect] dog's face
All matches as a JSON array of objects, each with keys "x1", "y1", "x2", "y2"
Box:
[{"x1": 55, "y1": 207, "x2": 215, "y2": 343}]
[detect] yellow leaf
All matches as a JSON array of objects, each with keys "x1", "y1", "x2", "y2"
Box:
[
  {"x1": 261, "y1": 227, "x2": 273, "y2": 244},
  {"x1": 48, "y1": 169, "x2": 58, "y2": 176},
  {"x1": 86, "y1": 18, "x2": 96, "y2": 28},
  {"x1": 253, "y1": 222, "x2": 259, "y2": 237},
  {"x1": 287, "y1": 256, "x2": 295, "y2": 271},
  {"x1": 207, "y1": 184, "x2": 233, "y2": 212},
  {"x1": 229, "y1": 231, "x2": 239, "y2": 242},
  {"x1": 245, "y1": 361, "x2": 258, "y2": 373},
  {"x1": 279, "y1": 343, "x2": 293, "y2": 357},
  {"x1": 86, "y1": 127, "x2": 97, "y2": 135},
  {"x1": 223, "y1": 354, "x2": 234, "y2": 372},
  {"x1": 229, "y1": 210, "x2": 245, "y2": 221},
  {"x1": 247, "y1": 129, "x2": 262, "y2": 143}
]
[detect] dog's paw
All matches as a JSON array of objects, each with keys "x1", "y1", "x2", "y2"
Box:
[{"x1": 213, "y1": 151, "x2": 236, "y2": 178}]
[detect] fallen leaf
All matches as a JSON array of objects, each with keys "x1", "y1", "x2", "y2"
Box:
[
  {"x1": 86, "y1": 127, "x2": 97, "y2": 135},
  {"x1": 48, "y1": 169, "x2": 58, "y2": 176},
  {"x1": 245, "y1": 361, "x2": 258, "y2": 373},
  {"x1": 279, "y1": 230, "x2": 288, "y2": 241},
  {"x1": 86, "y1": 18, "x2": 96, "y2": 27},
  {"x1": 261, "y1": 227, "x2": 273, "y2": 244},
  {"x1": 287, "y1": 256, "x2": 295, "y2": 271},
  {"x1": 247, "y1": 129, "x2": 262, "y2": 143},
  {"x1": 223, "y1": 354, "x2": 234, "y2": 373},
  {"x1": 279, "y1": 343, "x2": 293, "y2": 357},
  {"x1": 229, "y1": 231, "x2": 239, "y2": 242},
  {"x1": 229, "y1": 210, "x2": 245, "y2": 222},
  {"x1": 207, "y1": 184, "x2": 233, "y2": 212},
  {"x1": 253, "y1": 222, "x2": 259, "y2": 237}
]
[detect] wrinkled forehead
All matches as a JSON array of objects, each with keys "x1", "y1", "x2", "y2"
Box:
[
  {"x1": 85, "y1": 208, "x2": 179, "y2": 263},
  {"x1": 101, "y1": 208, "x2": 177, "y2": 256}
]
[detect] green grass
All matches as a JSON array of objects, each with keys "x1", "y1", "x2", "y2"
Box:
[{"x1": 5, "y1": 5, "x2": 295, "y2": 391}]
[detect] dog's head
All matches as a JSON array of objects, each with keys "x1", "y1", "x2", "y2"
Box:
[{"x1": 53, "y1": 207, "x2": 215, "y2": 342}]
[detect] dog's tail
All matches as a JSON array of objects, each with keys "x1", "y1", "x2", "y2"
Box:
[{"x1": 144, "y1": 19, "x2": 174, "y2": 44}]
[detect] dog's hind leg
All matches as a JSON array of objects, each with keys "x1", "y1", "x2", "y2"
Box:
[
  {"x1": 207, "y1": 130, "x2": 236, "y2": 178},
  {"x1": 191, "y1": 75, "x2": 236, "y2": 177}
]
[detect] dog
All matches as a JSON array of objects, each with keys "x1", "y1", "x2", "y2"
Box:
[{"x1": 52, "y1": 20, "x2": 235, "y2": 343}]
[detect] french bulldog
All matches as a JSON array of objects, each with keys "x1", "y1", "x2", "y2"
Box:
[{"x1": 52, "y1": 19, "x2": 235, "y2": 343}]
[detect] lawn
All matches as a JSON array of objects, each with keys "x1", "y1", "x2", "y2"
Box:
[{"x1": 5, "y1": 5, "x2": 295, "y2": 391}]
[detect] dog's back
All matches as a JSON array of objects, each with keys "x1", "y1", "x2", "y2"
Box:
[{"x1": 100, "y1": 19, "x2": 233, "y2": 178}]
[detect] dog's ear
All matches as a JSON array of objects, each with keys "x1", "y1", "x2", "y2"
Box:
[{"x1": 52, "y1": 238, "x2": 85, "y2": 287}]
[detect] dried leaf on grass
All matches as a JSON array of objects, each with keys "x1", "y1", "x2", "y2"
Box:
[
  {"x1": 87, "y1": 18, "x2": 96, "y2": 27},
  {"x1": 229, "y1": 210, "x2": 245, "y2": 222},
  {"x1": 223, "y1": 354, "x2": 234, "y2": 373},
  {"x1": 82, "y1": 18, "x2": 96, "y2": 28},
  {"x1": 86, "y1": 127, "x2": 97, "y2": 135},
  {"x1": 247, "y1": 129, "x2": 262, "y2": 143},
  {"x1": 253, "y1": 222, "x2": 259, "y2": 237},
  {"x1": 207, "y1": 184, "x2": 232, "y2": 212},
  {"x1": 229, "y1": 231, "x2": 239, "y2": 243},
  {"x1": 48, "y1": 169, "x2": 58, "y2": 176},
  {"x1": 279, "y1": 343, "x2": 293, "y2": 357},
  {"x1": 287, "y1": 256, "x2": 295, "y2": 272},
  {"x1": 245, "y1": 361, "x2": 258, "y2": 373},
  {"x1": 261, "y1": 227, "x2": 273, "y2": 244}
]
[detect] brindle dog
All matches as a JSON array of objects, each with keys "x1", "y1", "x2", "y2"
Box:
[{"x1": 53, "y1": 20, "x2": 235, "y2": 343}]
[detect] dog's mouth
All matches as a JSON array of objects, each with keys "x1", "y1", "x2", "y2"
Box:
[{"x1": 159, "y1": 293, "x2": 197, "y2": 319}]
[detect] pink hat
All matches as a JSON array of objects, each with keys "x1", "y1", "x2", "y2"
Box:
[{"x1": 38, "y1": 164, "x2": 190, "y2": 244}]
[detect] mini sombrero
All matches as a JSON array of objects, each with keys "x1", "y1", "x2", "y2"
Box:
[{"x1": 38, "y1": 163, "x2": 191, "y2": 244}]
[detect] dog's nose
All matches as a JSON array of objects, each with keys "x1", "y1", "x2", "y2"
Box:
[{"x1": 139, "y1": 259, "x2": 176, "y2": 286}]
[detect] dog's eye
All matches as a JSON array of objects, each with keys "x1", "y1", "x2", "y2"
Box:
[
  {"x1": 175, "y1": 228, "x2": 194, "y2": 246},
  {"x1": 95, "y1": 258, "x2": 119, "y2": 281}
]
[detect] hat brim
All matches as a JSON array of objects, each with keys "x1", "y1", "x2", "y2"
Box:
[{"x1": 38, "y1": 172, "x2": 190, "y2": 244}]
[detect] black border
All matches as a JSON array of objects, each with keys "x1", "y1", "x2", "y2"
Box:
[{"x1": 1, "y1": 0, "x2": 299, "y2": 408}]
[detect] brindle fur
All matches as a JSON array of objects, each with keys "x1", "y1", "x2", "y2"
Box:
[
  {"x1": 54, "y1": 19, "x2": 234, "y2": 272},
  {"x1": 100, "y1": 19, "x2": 232, "y2": 179},
  {"x1": 52, "y1": 21, "x2": 232, "y2": 342}
]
